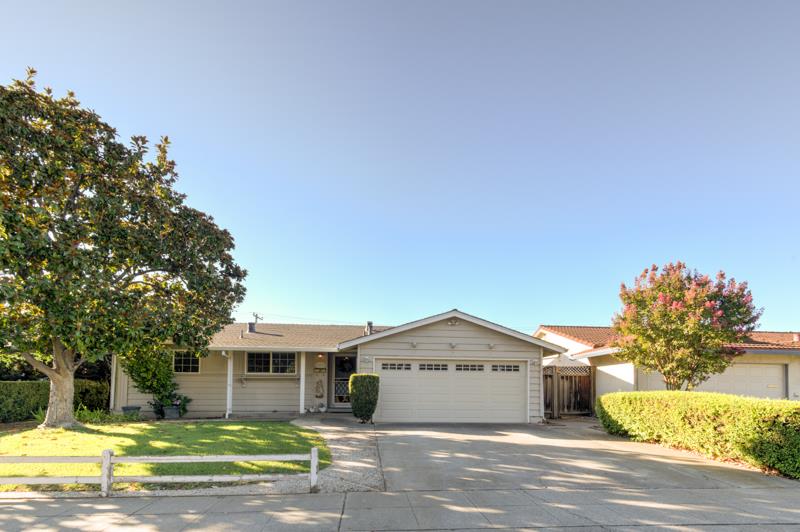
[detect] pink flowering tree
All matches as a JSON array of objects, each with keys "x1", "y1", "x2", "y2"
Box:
[{"x1": 612, "y1": 262, "x2": 762, "y2": 391}]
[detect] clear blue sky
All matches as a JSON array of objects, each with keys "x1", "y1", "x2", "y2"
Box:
[{"x1": 3, "y1": 1, "x2": 799, "y2": 331}]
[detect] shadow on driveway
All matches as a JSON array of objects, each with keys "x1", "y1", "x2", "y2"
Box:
[{"x1": 375, "y1": 417, "x2": 798, "y2": 492}]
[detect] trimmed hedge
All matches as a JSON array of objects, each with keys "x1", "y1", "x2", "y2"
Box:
[
  {"x1": 0, "y1": 379, "x2": 109, "y2": 423},
  {"x1": 596, "y1": 391, "x2": 800, "y2": 479},
  {"x1": 349, "y1": 373, "x2": 380, "y2": 423}
]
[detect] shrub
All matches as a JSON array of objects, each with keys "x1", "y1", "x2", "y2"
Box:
[
  {"x1": 596, "y1": 391, "x2": 800, "y2": 479},
  {"x1": 75, "y1": 405, "x2": 140, "y2": 423},
  {"x1": 349, "y1": 374, "x2": 380, "y2": 423},
  {"x1": 121, "y1": 349, "x2": 191, "y2": 418},
  {"x1": 0, "y1": 380, "x2": 109, "y2": 423}
]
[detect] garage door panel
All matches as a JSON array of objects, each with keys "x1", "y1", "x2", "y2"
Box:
[
  {"x1": 375, "y1": 359, "x2": 527, "y2": 423},
  {"x1": 696, "y1": 363, "x2": 785, "y2": 399}
]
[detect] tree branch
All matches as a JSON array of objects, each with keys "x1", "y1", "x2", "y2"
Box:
[{"x1": 20, "y1": 352, "x2": 56, "y2": 378}]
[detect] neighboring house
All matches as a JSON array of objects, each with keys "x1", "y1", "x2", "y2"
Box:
[
  {"x1": 111, "y1": 310, "x2": 565, "y2": 423},
  {"x1": 534, "y1": 325, "x2": 800, "y2": 401}
]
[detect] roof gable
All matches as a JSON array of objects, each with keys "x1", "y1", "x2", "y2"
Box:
[{"x1": 338, "y1": 309, "x2": 566, "y2": 353}]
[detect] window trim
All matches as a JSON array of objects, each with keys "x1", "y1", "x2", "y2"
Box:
[
  {"x1": 455, "y1": 364, "x2": 485, "y2": 372},
  {"x1": 173, "y1": 352, "x2": 200, "y2": 374},
  {"x1": 491, "y1": 364, "x2": 521, "y2": 372},
  {"x1": 419, "y1": 363, "x2": 448, "y2": 371},
  {"x1": 245, "y1": 351, "x2": 298, "y2": 376},
  {"x1": 381, "y1": 362, "x2": 412, "y2": 371}
]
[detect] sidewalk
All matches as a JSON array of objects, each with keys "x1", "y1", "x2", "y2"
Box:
[{"x1": 3, "y1": 485, "x2": 800, "y2": 531}]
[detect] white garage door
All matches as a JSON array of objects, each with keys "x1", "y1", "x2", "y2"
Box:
[
  {"x1": 697, "y1": 363, "x2": 786, "y2": 399},
  {"x1": 374, "y1": 359, "x2": 528, "y2": 423}
]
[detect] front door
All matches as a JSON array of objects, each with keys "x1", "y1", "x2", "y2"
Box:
[{"x1": 332, "y1": 353, "x2": 357, "y2": 406}]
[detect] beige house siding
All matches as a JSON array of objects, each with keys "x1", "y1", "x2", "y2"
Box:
[
  {"x1": 113, "y1": 351, "x2": 321, "y2": 417},
  {"x1": 356, "y1": 319, "x2": 544, "y2": 422}
]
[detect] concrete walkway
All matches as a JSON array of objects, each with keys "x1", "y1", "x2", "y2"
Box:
[{"x1": 2, "y1": 485, "x2": 800, "y2": 531}]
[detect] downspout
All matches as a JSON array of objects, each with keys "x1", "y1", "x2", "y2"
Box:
[{"x1": 539, "y1": 347, "x2": 545, "y2": 422}]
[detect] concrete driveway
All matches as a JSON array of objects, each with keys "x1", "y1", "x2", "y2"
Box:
[
  {"x1": 376, "y1": 417, "x2": 797, "y2": 492},
  {"x1": 3, "y1": 418, "x2": 799, "y2": 530}
]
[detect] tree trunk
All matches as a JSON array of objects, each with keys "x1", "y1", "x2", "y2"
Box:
[
  {"x1": 40, "y1": 370, "x2": 77, "y2": 428},
  {"x1": 663, "y1": 376, "x2": 684, "y2": 391},
  {"x1": 38, "y1": 338, "x2": 80, "y2": 429}
]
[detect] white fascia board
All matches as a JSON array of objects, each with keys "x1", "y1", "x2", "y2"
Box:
[
  {"x1": 571, "y1": 346, "x2": 800, "y2": 359},
  {"x1": 741, "y1": 348, "x2": 800, "y2": 356},
  {"x1": 570, "y1": 346, "x2": 621, "y2": 360},
  {"x1": 337, "y1": 309, "x2": 566, "y2": 353},
  {"x1": 209, "y1": 346, "x2": 338, "y2": 352}
]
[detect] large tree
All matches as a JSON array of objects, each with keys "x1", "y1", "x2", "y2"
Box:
[
  {"x1": 612, "y1": 262, "x2": 761, "y2": 390},
  {"x1": 0, "y1": 70, "x2": 246, "y2": 427}
]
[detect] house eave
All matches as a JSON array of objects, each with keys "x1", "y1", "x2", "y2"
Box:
[
  {"x1": 208, "y1": 345, "x2": 342, "y2": 352},
  {"x1": 337, "y1": 309, "x2": 567, "y2": 353}
]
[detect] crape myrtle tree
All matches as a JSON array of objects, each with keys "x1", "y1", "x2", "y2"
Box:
[
  {"x1": 0, "y1": 70, "x2": 246, "y2": 427},
  {"x1": 612, "y1": 262, "x2": 761, "y2": 391}
]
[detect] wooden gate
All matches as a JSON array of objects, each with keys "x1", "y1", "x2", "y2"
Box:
[{"x1": 543, "y1": 366, "x2": 593, "y2": 418}]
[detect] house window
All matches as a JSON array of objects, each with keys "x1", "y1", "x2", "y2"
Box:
[
  {"x1": 173, "y1": 352, "x2": 199, "y2": 373},
  {"x1": 246, "y1": 352, "x2": 297, "y2": 375},
  {"x1": 455, "y1": 364, "x2": 484, "y2": 372},
  {"x1": 271, "y1": 352, "x2": 297, "y2": 374},
  {"x1": 491, "y1": 364, "x2": 520, "y2": 372},
  {"x1": 419, "y1": 363, "x2": 448, "y2": 371},
  {"x1": 381, "y1": 363, "x2": 411, "y2": 371}
]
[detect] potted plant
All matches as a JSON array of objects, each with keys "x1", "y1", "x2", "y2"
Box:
[
  {"x1": 121, "y1": 405, "x2": 141, "y2": 416},
  {"x1": 151, "y1": 392, "x2": 191, "y2": 420}
]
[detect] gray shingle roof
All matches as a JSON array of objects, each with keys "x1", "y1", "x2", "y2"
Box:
[{"x1": 208, "y1": 322, "x2": 392, "y2": 351}]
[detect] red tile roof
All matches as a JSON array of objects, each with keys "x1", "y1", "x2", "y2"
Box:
[{"x1": 538, "y1": 325, "x2": 800, "y2": 351}]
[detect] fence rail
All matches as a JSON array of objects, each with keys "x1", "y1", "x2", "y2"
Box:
[{"x1": 0, "y1": 447, "x2": 319, "y2": 497}]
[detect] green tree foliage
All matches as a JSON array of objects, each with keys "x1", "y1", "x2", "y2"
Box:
[
  {"x1": 349, "y1": 374, "x2": 379, "y2": 423},
  {"x1": 612, "y1": 262, "x2": 761, "y2": 390},
  {"x1": 0, "y1": 70, "x2": 246, "y2": 427}
]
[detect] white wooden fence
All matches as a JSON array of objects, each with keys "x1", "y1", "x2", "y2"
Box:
[{"x1": 0, "y1": 447, "x2": 319, "y2": 497}]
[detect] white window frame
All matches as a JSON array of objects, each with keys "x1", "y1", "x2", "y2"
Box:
[
  {"x1": 491, "y1": 364, "x2": 521, "y2": 372},
  {"x1": 419, "y1": 363, "x2": 448, "y2": 371},
  {"x1": 455, "y1": 364, "x2": 485, "y2": 372},
  {"x1": 381, "y1": 362, "x2": 412, "y2": 371},
  {"x1": 173, "y1": 352, "x2": 200, "y2": 374},
  {"x1": 245, "y1": 352, "x2": 298, "y2": 376}
]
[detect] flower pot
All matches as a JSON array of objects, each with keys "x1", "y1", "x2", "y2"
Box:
[
  {"x1": 121, "y1": 406, "x2": 141, "y2": 415},
  {"x1": 163, "y1": 405, "x2": 180, "y2": 419}
]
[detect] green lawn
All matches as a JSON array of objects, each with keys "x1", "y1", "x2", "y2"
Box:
[{"x1": 0, "y1": 421, "x2": 331, "y2": 491}]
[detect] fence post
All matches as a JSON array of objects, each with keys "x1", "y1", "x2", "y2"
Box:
[
  {"x1": 309, "y1": 447, "x2": 319, "y2": 493},
  {"x1": 100, "y1": 449, "x2": 114, "y2": 497}
]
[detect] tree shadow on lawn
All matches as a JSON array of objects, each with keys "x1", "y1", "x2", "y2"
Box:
[
  {"x1": 0, "y1": 420, "x2": 330, "y2": 491},
  {"x1": 106, "y1": 421, "x2": 330, "y2": 478}
]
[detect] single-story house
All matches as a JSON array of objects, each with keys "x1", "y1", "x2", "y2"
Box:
[
  {"x1": 111, "y1": 310, "x2": 565, "y2": 423},
  {"x1": 534, "y1": 325, "x2": 800, "y2": 402}
]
